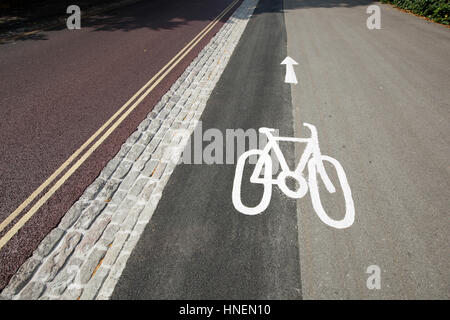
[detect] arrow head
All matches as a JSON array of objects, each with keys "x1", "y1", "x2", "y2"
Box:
[{"x1": 281, "y1": 56, "x2": 298, "y2": 65}]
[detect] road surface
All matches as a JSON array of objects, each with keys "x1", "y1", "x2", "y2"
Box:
[
  {"x1": 285, "y1": 0, "x2": 450, "y2": 299},
  {"x1": 1, "y1": 0, "x2": 449, "y2": 299}
]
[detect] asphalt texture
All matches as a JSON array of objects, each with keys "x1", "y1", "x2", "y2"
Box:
[
  {"x1": 285, "y1": 0, "x2": 450, "y2": 298},
  {"x1": 112, "y1": 0, "x2": 303, "y2": 299},
  {"x1": 0, "y1": 0, "x2": 238, "y2": 290}
]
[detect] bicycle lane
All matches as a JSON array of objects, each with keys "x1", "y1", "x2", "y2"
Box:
[{"x1": 111, "y1": 0, "x2": 302, "y2": 299}]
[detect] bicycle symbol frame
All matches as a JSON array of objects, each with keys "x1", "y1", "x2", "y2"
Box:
[{"x1": 232, "y1": 123, "x2": 355, "y2": 229}]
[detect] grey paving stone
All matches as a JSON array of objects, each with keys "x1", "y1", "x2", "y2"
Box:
[
  {"x1": 78, "y1": 248, "x2": 107, "y2": 285},
  {"x1": 143, "y1": 137, "x2": 161, "y2": 155},
  {"x1": 99, "y1": 157, "x2": 121, "y2": 180},
  {"x1": 44, "y1": 261, "x2": 80, "y2": 296},
  {"x1": 117, "y1": 143, "x2": 132, "y2": 159},
  {"x1": 152, "y1": 101, "x2": 164, "y2": 113},
  {"x1": 111, "y1": 198, "x2": 135, "y2": 225},
  {"x1": 35, "y1": 228, "x2": 65, "y2": 258},
  {"x1": 118, "y1": 170, "x2": 140, "y2": 191},
  {"x1": 98, "y1": 223, "x2": 120, "y2": 248},
  {"x1": 36, "y1": 231, "x2": 82, "y2": 283},
  {"x1": 132, "y1": 154, "x2": 151, "y2": 172},
  {"x1": 17, "y1": 282, "x2": 45, "y2": 300},
  {"x1": 102, "y1": 232, "x2": 130, "y2": 267},
  {"x1": 121, "y1": 204, "x2": 145, "y2": 233},
  {"x1": 80, "y1": 268, "x2": 109, "y2": 300},
  {"x1": 61, "y1": 285, "x2": 82, "y2": 300},
  {"x1": 156, "y1": 108, "x2": 169, "y2": 121},
  {"x1": 138, "y1": 132, "x2": 155, "y2": 146},
  {"x1": 138, "y1": 181, "x2": 157, "y2": 202},
  {"x1": 147, "y1": 119, "x2": 163, "y2": 133},
  {"x1": 77, "y1": 215, "x2": 111, "y2": 255},
  {"x1": 126, "y1": 144, "x2": 145, "y2": 162},
  {"x1": 97, "y1": 179, "x2": 121, "y2": 201},
  {"x1": 79, "y1": 178, "x2": 106, "y2": 202},
  {"x1": 125, "y1": 131, "x2": 141, "y2": 145},
  {"x1": 111, "y1": 160, "x2": 132, "y2": 180},
  {"x1": 1, "y1": 258, "x2": 41, "y2": 296},
  {"x1": 108, "y1": 190, "x2": 127, "y2": 207},
  {"x1": 150, "y1": 162, "x2": 167, "y2": 180},
  {"x1": 129, "y1": 177, "x2": 149, "y2": 197},
  {"x1": 97, "y1": 276, "x2": 119, "y2": 298},
  {"x1": 138, "y1": 119, "x2": 151, "y2": 132},
  {"x1": 74, "y1": 200, "x2": 107, "y2": 230},
  {"x1": 141, "y1": 159, "x2": 159, "y2": 177},
  {"x1": 146, "y1": 111, "x2": 158, "y2": 120},
  {"x1": 59, "y1": 202, "x2": 87, "y2": 231}
]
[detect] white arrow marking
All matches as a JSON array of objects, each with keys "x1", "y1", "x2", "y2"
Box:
[{"x1": 281, "y1": 56, "x2": 298, "y2": 84}]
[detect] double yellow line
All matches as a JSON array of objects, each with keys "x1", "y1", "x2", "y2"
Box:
[{"x1": 0, "y1": 0, "x2": 240, "y2": 250}]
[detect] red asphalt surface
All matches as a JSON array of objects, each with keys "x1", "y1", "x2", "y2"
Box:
[{"x1": 0, "y1": 0, "x2": 239, "y2": 290}]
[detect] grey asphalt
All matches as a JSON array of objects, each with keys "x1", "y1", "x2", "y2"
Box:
[
  {"x1": 112, "y1": 0, "x2": 302, "y2": 299},
  {"x1": 113, "y1": 0, "x2": 450, "y2": 299},
  {"x1": 285, "y1": 0, "x2": 449, "y2": 299}
]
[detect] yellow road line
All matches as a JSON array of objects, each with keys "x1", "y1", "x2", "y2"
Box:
[{"x1": 0, "y1": 0, "x2": 239, "y2": 250}]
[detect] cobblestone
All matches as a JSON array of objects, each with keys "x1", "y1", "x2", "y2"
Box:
[
  {"x1": 97, "y1": 179, "x2": 121, "y2": 200},
  {"x1": 129, "y1": 177, "x2": 149, "y2": 197},
  {"x1": 138, "y1": 180, "x2": 157, "y2": 202},
  {"x1": 59, "y1": 203, "x2": 87, "y2": 231},
  {"x1": 35, "y1": 228, "x2": 65, "y2": 258},
  {"x1": 74, "y1": 201, "x2": 107, "y2": 230},
  {"x1": 18, "y1": 282, "x2": 45, "y2": 300},
  {"x1": 77, "y1": 215, "x2": 111, "y2": 255},
  {"x1": 78, "y1": 248, "x2": 107, "y2": 285},
  {"x1": 118, "y1": 170, "x2": 140, "y2": 191},
  {"x1": 126, "y1": 144, "x2": 146, "y2": 161},
  {"x1": 99, "y1": 157, "x2": 121, "y2": 180},
  {"x1": 1, "y1": 258, "x2": 41, "y2": 296},
  {"x1": 36, "y1": 232, "x2": 82, "y2": 282},
  {"x1": 80, "y1": 178, "x2": 106, "y2": 202},
  {"x1": 112, "y1": 160, "x2": 133, "y2": 180}
]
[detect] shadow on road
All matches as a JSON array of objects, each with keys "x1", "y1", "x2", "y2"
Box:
[
  {"x1": 1, "y1": 0, "x2": 234, "y2": 43},
  {"x1": 1, "y1": 0, "x2": 376, "y2": 44}
]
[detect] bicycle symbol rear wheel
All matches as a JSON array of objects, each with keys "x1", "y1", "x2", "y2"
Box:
[{"x1": 232, "y1": 150, "x2": 273, "y2": 215}]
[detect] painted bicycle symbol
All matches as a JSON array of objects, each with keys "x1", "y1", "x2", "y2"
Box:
[{"x1": 232, "y1": 123, "x2": 355, "y2": 229}]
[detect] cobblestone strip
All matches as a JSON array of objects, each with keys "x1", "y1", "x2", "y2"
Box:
[{"x1": 0, "y1": 0, "x2": 258, "y2": 300}]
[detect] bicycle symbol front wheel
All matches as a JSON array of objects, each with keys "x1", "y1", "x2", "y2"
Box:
[
  {"x1": 308, "y1": 155, "x2": 355, "y2": 229},
  {"x1": 232, "y1": 149, "x2": 273, "y2": 215}
]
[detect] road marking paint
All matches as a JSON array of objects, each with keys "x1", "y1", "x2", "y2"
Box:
[
  {"x1": 232, "y1": 123, "x2": 355, "y2": 229},
  {"x1": 281, "y1": 56, "x2": 298, "y2": 84},
  {"x1": 0, "y1": 0, "x2": 240, "y2": 250}
]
